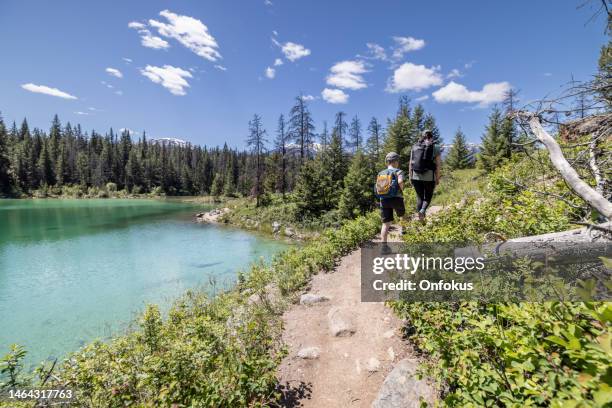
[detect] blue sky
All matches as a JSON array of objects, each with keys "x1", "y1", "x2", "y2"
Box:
[{"x1": 0, "y1": 1, "x2": 607, "y2": 147}]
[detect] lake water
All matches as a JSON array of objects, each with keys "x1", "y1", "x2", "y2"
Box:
[{"x1": 0, "y1": 199, "x2": 288, "y2": 367}]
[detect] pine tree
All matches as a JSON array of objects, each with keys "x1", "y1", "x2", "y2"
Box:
[
  {"x1": 366, "y1": 117, "x2": 382, "y2": 164},
  {"x1": 348, "y1": 115, "x2": 362, "y2": 152},
  {"x1": 384, "y1": 99, "x2": 413, "y2": 159},
  {"x1": 479, "y1": 107, "x2": 510, "y2": 172},
  {"x1": 49, "y1": 114, "x2": 61, "y2": 162},
  {"x1": 411, "y1": 104, "x2": 426, "y2": 142},
  {"x1": 210, "y1": 172, "x2": 224, "y2": 197},
  {"x1": 246, "y1": 114, "x2": 268, "y2": 206},
  {"x1": 274, "y1": 114, "x2": 289, "y2": 197},
  {"x1": 293, "y1": 156, "x2": 333, "y2": 218},
  {"x1": 55, "y1": 139, "x2": 69, "y2": 186},
  {"x1": 445, "y1": 128, "x2": 473, "y2": 170},
  {"x1": 288, "y1": 94, "x2": 315, "y2": 162},
  {"x1": 326, "y1": 113, "x2": 349, "y2": 191},
  {"x1": 125, "y1": 149, "x2": 142, "y2": 192},
  {"x1": 423, "y1": 114, "x2": 442, "y2": 145},
  {"x1": 0, "y1": 114, "x2": 16, "y2": 196},
  {"x1": 319, "y1": 121, "x2": 329, "y2": 150},
  {"x1": 37, "y1": 141, "x2": 54, "y2": 186},
  {"x1": 338, "y1": 150, "x2": 375, "y2": 218}
]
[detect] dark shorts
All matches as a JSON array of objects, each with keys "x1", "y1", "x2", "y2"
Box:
[{"x1": 379, "y1": 197, "x2": 406, "y2": 223}]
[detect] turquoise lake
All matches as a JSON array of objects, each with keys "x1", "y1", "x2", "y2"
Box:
[{"x1": 0, "y1": 199, "x2": 288, "y2": 367}]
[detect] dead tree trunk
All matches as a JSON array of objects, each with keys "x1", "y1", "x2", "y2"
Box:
[{"x1": 514, "y1": 111, "x2": 612, "y2": 219}]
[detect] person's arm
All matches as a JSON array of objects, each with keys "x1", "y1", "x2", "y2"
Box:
[
  {"x1": 397, "y1": 171, "x2": 405, "y2": 190},
  {"x1": 408, "y1": 149, "x2": 413, "y2": 179},
  {"x1": 435, "y1": 154, "x2": 441, "y2": 185}
]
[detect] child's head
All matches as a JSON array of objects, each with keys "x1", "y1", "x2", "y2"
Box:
[{"x1": 385, "y1": 151, "x2": 400, "y2": 167}]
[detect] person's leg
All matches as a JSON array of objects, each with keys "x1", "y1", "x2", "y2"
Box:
[
  {"x1": 381, "y1": 222, "x2": 391, "y2": 243},
  {"x1": 419, "y1": 181, "x2": 436, "y2": 214},
  {"x1": 380, "y1": 204, "x2": 393, "y2": 243},
  {"x1": 394, "y1": 198, "x2": 407, "y2": 235},
  {"x1": 411, "y1": 179, "x2": 425, "y2": 213}
]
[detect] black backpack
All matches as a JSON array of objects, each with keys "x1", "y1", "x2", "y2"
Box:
[{"x1": 411, "y1": 142, "x2": 436, "y2": 173}]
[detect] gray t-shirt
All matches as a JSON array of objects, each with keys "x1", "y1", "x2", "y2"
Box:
[{"x1": 410, "y1": 144, "x2": 440, "y2": 182}]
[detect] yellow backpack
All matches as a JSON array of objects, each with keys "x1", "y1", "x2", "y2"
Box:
[{"x1": 375, "y1": 169, "x2": 399, "y2": 198}]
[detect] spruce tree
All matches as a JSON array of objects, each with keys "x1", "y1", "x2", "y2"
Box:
[
  {"x1": 326, "y1": 113, "x2": 349, "y2": 191},
  {"x1": 338, "y1": 150, "x2": 375, "y2": 218},
  {"x1": 366, "y1": 117, "x2": 382, "y2": 165},
  {"x1": 288, "y1": 94, "x2": 315, "y2": 162},
  {"x1": 293, "y1": 156, "x2": 332, "y2": 218},
  {"x1": 246, "y1": 114, "x2": 268, "y2": 206},
  {"x1": 423, "y1": 114, "x2": 443, "y2": 145},
  {"x1": 37, "y1": 141, "x2": 54, "y2": 186},
  {"x1": 348, "y1": 115, "x2": 362, "y2": 152},
  {"x1": 479, "y1": 107, "x2": 510, "y2": 172},
  {"x1": 445, "y1": 128, "x2": 473, "y2": 170},
  {"x1": 274, "y1": 114, "x2": 288, "y2": 197},
  {"x1": 0, "y1": 114, "x2": 16, "y2": 196}
]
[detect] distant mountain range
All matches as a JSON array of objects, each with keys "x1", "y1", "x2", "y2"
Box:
[
  {"x1": 440, "y1": 142, "x2": 481, "y2": 160},
  {"x1": 150, "y1": 138, "x2": 189, "y2": 147}
]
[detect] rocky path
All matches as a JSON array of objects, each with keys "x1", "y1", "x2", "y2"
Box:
[{"x1": 276, "y1": 208, "x2": 441, "y2": 407}]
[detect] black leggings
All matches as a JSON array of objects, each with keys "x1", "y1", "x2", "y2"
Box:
[{"x1": 411, "y1": 179, "x2": 435, "y2": 213}]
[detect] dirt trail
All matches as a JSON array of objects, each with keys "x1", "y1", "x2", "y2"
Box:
[{"x1": 277, "y1": 207, "x2": 441, "y2": 407}]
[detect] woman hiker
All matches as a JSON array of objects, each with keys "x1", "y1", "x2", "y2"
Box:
[{"x1": 409, "y1": 129, "x2": 441, "y2": 221}]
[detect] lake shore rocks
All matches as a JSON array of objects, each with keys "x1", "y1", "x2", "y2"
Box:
[{"x1": 195, "y1": 207, "x2": 230, "y2": 223}]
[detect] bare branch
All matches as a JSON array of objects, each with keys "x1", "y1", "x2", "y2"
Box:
[{"x1": 513, "y1": 111, "x2": 612, "y2": 219}]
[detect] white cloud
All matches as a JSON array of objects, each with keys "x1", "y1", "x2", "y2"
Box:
[
  {"x1": 366, "y1": 42, "x2": 387, "y2": 61},
  {"x1": 140, "y1": 31, "x2": 170, "y2": 49},
  {"x1": 326, "y1": 60, "x2": 368, "y2": 90},
  {"x1": 74, "y1": 111, "x2": 89, "y2": 115},
  {"x1": 106, "y1": 67, "x2": 123, "y2": 78},
  {"x1": 265, "y1": 66, "x2": 276, "y2": 79},
  {"x1": 264, "y1": 0, "x2": 273, "y2": 5},
  {"x1": 447, "y1": 68, "x2": 462, "y2": 79},
  {"x1": 281, "y1": 42, "x2": 311, "y2": 61},
  {"x1": 273, "y1": 58, "x2": 283, "y2": 66},
  {"x1": 214, "y1": 64, "x2": 227, "y2": 71},
  {"x1": 128, "y1": 21, "x2": 146, "y2": 29},
  {"x1": 122, "y1": 57, "x2": 133, "y2": 63},
  {"x1": 115, "y1": 90, "x2": 123, "y2": 96},
  {"x1": 322, "y1": 88, "x2": 348, "y2": 104},
  {"x1": 392, "y1": 36, "x2": 425, "y2": 60},
  {"x1": 149, "y1": 10, "x2": 221, "y2": 61},
  {"x1": 129, "y1": 23, "x2": 170, "y2": 50},
  {"x1": 415, "y1": 95, "x2": 429, "y2": 101},
  {"x1": 140, "y1": 65, "x2": 193, "y2": 95},
  {"x1": 301, "y1": 94, "x2": 316, "y2": 101},
  {"x1": 386, "y1": 63, "x2": 442, "y2": 92},
  {"x1": 544, "y1": 72, "x2": 552, "y2": 77},
  {"x1": 120, "y1": 128, "x2": 138, "y2": 135},
  {"x1": 432, "y1": 81, "x2": 511, "y2": 107},
  {"x1": 464, "y1": 61, "x2": 475, "y2": 69},
  {"x1": 272, "y1": 30, "x2": 278, "y2": 37},
  {"x1": 21, "y1": 83, "x2": 77, "y2": 100}
]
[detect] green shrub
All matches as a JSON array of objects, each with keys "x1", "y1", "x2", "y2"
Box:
[{"x1": 394, "y1": 162, "x2": 610, "y2": 407}]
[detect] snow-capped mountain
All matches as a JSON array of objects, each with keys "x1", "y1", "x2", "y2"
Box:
[
  {"x1": 150, "y1": 138, "x2": 189, "y2": 148},
  {"x1": 440, "y1": 143, "x2": 481, "y2": 160}
]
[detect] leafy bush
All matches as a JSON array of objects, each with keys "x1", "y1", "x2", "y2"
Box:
[{"x1": 394, "y1": 163, "x2": 610, "y2": 407}]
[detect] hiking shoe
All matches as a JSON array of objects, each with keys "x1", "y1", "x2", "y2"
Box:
[{"x1": 417, "y1": 212, "x2": 425, "y2": 222}]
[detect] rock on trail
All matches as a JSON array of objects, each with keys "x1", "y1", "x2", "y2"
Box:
[{"x1": 277, "y1": 237, "x2": 437, "y2": 407}]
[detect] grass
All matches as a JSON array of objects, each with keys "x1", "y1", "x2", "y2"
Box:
[{"x1": 432, "y1": 168, "x2": 487, "y2": 206}]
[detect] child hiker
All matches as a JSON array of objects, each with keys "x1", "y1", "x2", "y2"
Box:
[{"x1": 375, "y1": 151, "x2": 407, "y2": 243}]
